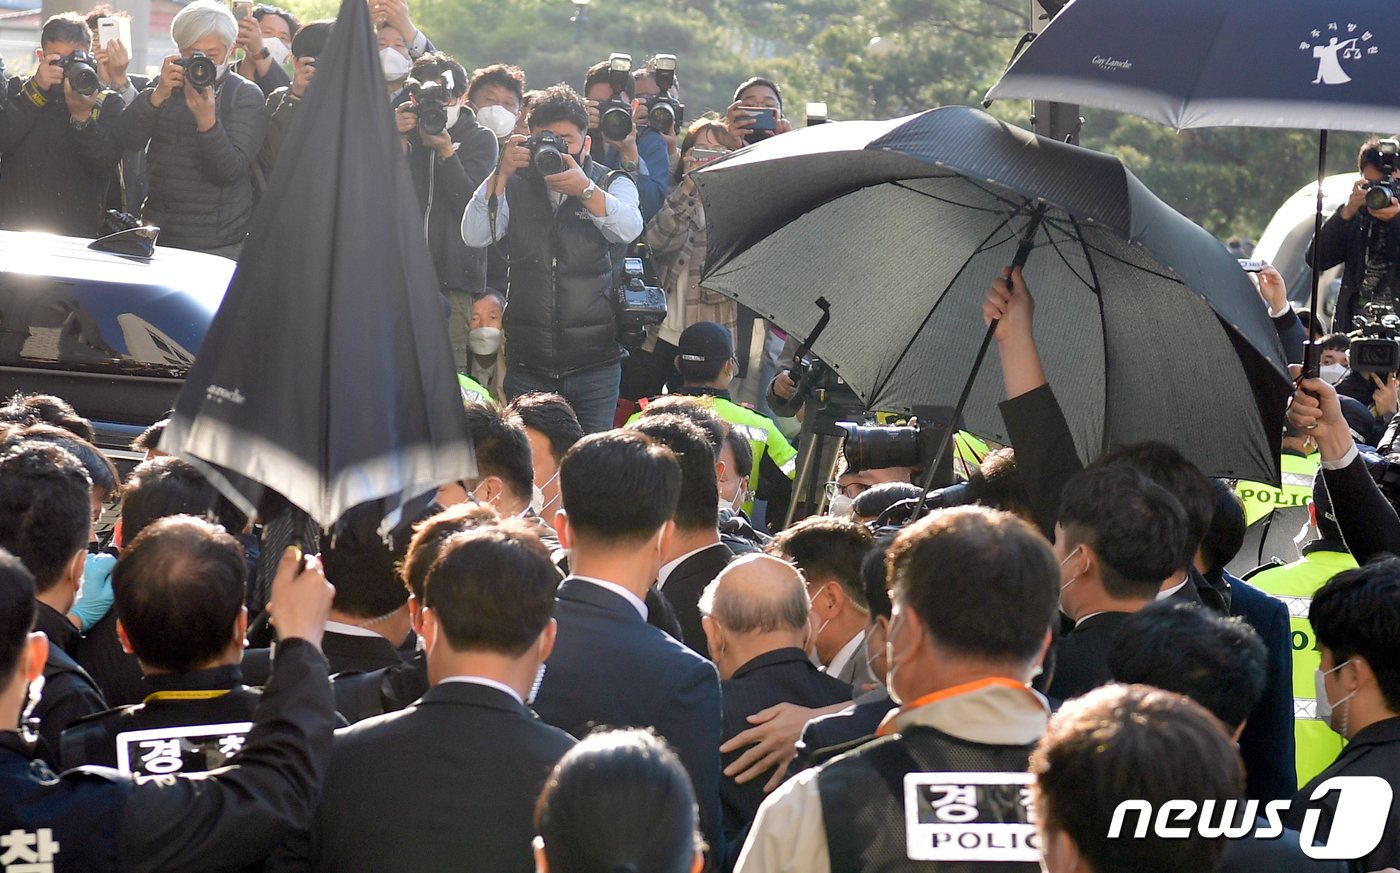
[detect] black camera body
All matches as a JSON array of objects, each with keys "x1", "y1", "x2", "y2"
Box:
[
  {"x1": 597, "y1": 52, "x2": 634, "y2": 142},
  {"x1": 1350, "y1": 300, "x2": 1400, "y2": 375},
  {"x1": 524, "y1": 130, "x2": 567, "y2": 176},
  {"x1": 1365, "y1": 139, "x2": 1400, "y2": 212},
  {"x1": 175, "y1": 52, "x2": 217, "y2": 92},
  {"x1": 613, "y1": 253, "x2": 666, "y2": 348},
  {"x1": 643, "y1": 55, "x2": 684, "y2": 135},
  {"x1": 836, "y1": 406, "x2": 959, "y2": 487},
  {"x1": 57, "y1": 51, "x2": 100, "y2": 97},
  {"x1": 403, "y1": 78, "x2": 453, "y2": 137}
]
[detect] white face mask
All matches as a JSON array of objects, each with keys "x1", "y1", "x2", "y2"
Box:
[
  {"x1": 829, "y1": 494, "x2": 854, "y2": 519},
  {"x1": 444, "y1": 103, "x2": 462, "y2": 130},
  {"x1": 469, "y1": 326, "x2": 502, "y2": 355},
  {"x1": 380, "y1": 46, "x2": 413, "y2": 82},
  {"x1": 476, "y1": 104, "x2": 518, "y2": 138},
  {"x1": 530, "y1": 470, "x2": 560, "y2": 516},
  {"x1": 1320, "y1": 363, "x2": 1348, "y2": 385},
  {"x1": 1315, "y1": 660, "x2": 1358, "y2": 733},
  {"x1": 264, "y1": 37, "x2": 291, "y2": 67}
]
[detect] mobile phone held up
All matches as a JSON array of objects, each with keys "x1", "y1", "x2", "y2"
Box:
[
  {"x1": 1237, "y1": 259, "x2": 1266, "y2": 273},
  {"x1": 233, "y1": 1, "x2": 253, "y2": 20},
  {"x1": 97, "y1": 16, "x2": 130, "y2": 51}
]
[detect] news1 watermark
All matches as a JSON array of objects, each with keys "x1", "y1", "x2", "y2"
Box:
[{"x1": 1108, "y1": 776, "x2": 1394, "y2": 861}]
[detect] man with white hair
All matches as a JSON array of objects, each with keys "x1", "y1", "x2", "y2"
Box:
[{"x1": 115, "y1": 0, "x2": 267, "y2": 257}]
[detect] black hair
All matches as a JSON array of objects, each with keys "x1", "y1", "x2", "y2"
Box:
[
  {"x1": 528, "y1": 83, "x2": 590, "y2": 136},
  {"x1": 424, "y1": 521, "x2": 557, "y2": 655},
  {"x1": 0, "y1": 392, "x2": 95, "y2": 443},
  {"x1": 468, "y1": 63, "x2": 526, "y2": 104},
  {"x1": 1060, "y1": 465, "x2": 1188, "y2": 600},
  {"x1": 888, "y1": 507, "x2": 1058, "y2": 662},
  {"x1": 113, "y1": 515, "x2": 246, "y2": 673},
  {"x1": 1320, "y1": 332, "x2": 1351, "y2": 353},
  {"x1": 536, "y1": 729, "x2": 700, "y2": 873},
  {"x1": 628, "y1": 414, "x2": 718, "y2": 533},
  {"x1": 769, "y1": 516, "x2": 874, "y2": 610},
  {"x1": 41, "y1": 12, "x2": 91, "y2": 48},
  {"x1": 673, "y1": 117, "x2": 728, "y2": 185},
  {"x1": 6, "y1": 423, "x2": 118, "y2": 501},
  {"x1": 977, "y1": 447, "x2": 1033, "y2": 519},
  {"x1": 0, "y1": 548, "x2": 37, "y2": 681},
  {"x1": 860, "y1": 546, "x2": 892, "y2": 621},
  {"x1": 120, "y1": 456, "x2": 246, "y2": 542},
  {"x1": 401, "y1": 502, "x2": 502, "y2": 601},
  {"x1": 1311, "y1": 557, "x2": 1400, "y2": 712},
  {"x1": 1359, "y1": 138, "x2": 1398, "y2": 174},
  {"x1": 320, "y1": 501, "x2": 423, "y2": 619},
  {"x1": 733, "y1": 76, "x2": 783, "y2": 110},
  {"x1": 1200, "y1": 478, "x2": 1246, "y2": 575},
  {"x1": 723, "y1": 425, "x2": 753, "y2": 483},
  {"x1": 0, "y1": 442, "x2": 91, "y2": 591},
  {"x1": 465, "y1": 403, "x2": 535, "y2": 505},
  {"x1": 1092, "y1": 441, "x2": 1213, "y2": 570},
  {"x1": 411, "y1": 51, "x2": 468, "y2": 98},
  {"x1": 289, "y1": 18, "x2": 332, "y2": 59},
  {"x1": 634, "y1": 396, "x2": 725, "y2": 451},
  {"x1": 131, "y1": 418, "x2": 168, "y2": 453},
  {"x1": 583, "y1": 60, "x2": 618, "y2": 95},
  {"x1": 252, "y1": 4, "x2": 300, "y2": 35},
  {"x1": 559, "y1": 431, "x2": 680, "y2": 544},
  {"x1": 507, "y1": 393, "x2": 584, "y2": 466},
  {"x1": 1108, "y1": 601, "x2": 1267, "y2": 730}
]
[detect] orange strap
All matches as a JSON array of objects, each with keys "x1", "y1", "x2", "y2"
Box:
[{"x1": 877, "y1": 677, "x2": 1033, "y2": 737}]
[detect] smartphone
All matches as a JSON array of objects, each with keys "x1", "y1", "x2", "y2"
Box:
[
  {"x1": 741, "y1": 107, "x2": 778, "y2": 132},
  {"x1": 690, "y1": 147, "x2": 727, "y2": 168},
  {"x1": 97, "y1": 16, "x2": 130, "y2": 51},
  {"x1": 232, "y1": 1, "x2": 253, "y2": 20},
  {"x1": 1237, "y1": 258, "x2": 1267, "y2": 272}
]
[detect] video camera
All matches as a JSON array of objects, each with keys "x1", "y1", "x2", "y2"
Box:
[
  {"x1": 524, "y1": 130, "x2": 567, "y2": 176},
  {"x1": 613, "y1": 246, "x2": 666, "y2": 348},
  {"x1": 1365, "y1": 139, "x2": 1400, "y2": 212},
  {"x1": 56, "y1": 51, "x2": 100, "y2": 96},
  {"x1": 175, "y1": 52, "x2": 217, "y2": 92},
  {"x1": 1349, "y1": 299, "x2": 1400, "y2": 375},
  {"x1": 641, "y1": 54, "x2": 685, "y2": 135},
  {"x1": 402, "y1": 77, "x2": 453, "y2": 137},
  {"x1": 596, "y1": 53, "x2": 634, "y2": 142}
]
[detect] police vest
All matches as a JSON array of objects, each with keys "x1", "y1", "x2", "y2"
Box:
[
  {"x1": 1234, "y1": 452, "x2": 1318, "y2": 527},
  {"x1": 817, "y1": 725, "x2": 1039, "y2": 872},
  {"x1": 458, "y1": 373, "x2": 496, "y2": 408},
  {"x1": 0, "y1": 736, "x2": 125, "y2": 873},
  {"x1": 1247, "y1": 549, "x2": 1356, "y2": 785}
]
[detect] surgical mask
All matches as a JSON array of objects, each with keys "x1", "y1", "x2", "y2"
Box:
[
  {"x1": 530, "y1": 470, "x2": 560, "y2": 516},
  {"x1": 468, "y1": 326, "x2": 502, "y2": 355},
  {"x1": 380, "y1": 46, "x2": 412, "y2": 81},
  {"x1": 527, "y1": 638, "x2": 548, "y2": 705},
  {"x1": 1320, "y1": 363, "x2": 1348, "y2": 385},
  {"x1": 1315, "y1": 660, "x2": 1358, "y2": 733},
  {"x1": 829, "y1": 494, "x2": 854, "y2": 519},
  {"x1": 477, "y1": 104, "x2": 518, "y2": 138},
  {"x1": 215, "y1": 59, "x2": 233, "y2": 81},
  {"x1": 1058, "y1": 547, "x2": 1083, "y2": 610},
  {"x1": 807, "y1": 592, "x2": 832, "y2": 662},
  {"x1": 444, "y1": 104, "x2": 462, "y2": 129},
  {"x1": 264, "y1": 37, "x2": 291, "y2": 67}
]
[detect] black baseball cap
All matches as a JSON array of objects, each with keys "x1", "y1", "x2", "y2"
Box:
[{"x1": 677, "y1": 322, "x2": 735, "y2": 364}]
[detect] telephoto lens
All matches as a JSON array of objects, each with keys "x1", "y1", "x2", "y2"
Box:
[
  {"x1": 529, "y1": 131, "x2": 567, "y2": 176},
  {"x1": 61, "y1": 52, "x2": 100, "y2": 96},
  {"x1": 600, "y1": 99, "x2": 633, "y2": 141},
  {"x1": 178, "y1": 52, "x2": 218, "y2": 90}
]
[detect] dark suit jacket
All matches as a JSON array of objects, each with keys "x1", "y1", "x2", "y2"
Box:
[
  {"x1": 76, "y1": 611, "x2": 145, "y2": 706},
  {"x1": 243, "y1": 629, "x2": 405, "y2": 686},
  {"x1": 1226, "y1": 572, "x2": 1298, "y2": 802},
  {"x1": 532, "y1": 578, "x2": 724, "y2": 856},
  {"x1": 720, "y1": 648, "x2": 852, "y2": 838},
  {"x1": 793, "y1": 690, "x2": 895, "y2": 772},
  {"x1": 1219, "y1": 821, "x2": 1347, "y2": 873},
  {"x1": 1047, "y1": 612, "x2": 1132, "y2": 704},
  {"x1": 660, "y1": 543, "x2": 734, "y2": 657},
  {"x1": 270, "y1": 681, "x2": 575, "y2": 873}
]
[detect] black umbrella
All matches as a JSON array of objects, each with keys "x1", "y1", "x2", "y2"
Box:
[
  {"x1": 696, "y1": 106, "x2": 1292, "y2": 484},
  {"x1": 161, "y1": 0, "x2": 473, "y2": 531}
]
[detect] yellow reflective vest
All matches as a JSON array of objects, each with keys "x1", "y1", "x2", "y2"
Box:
[{"x1": 1234, "y1": 452, "x2": 1318, "y2": 527}]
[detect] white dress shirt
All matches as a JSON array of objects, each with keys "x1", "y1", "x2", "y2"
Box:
[
  {"x1": 462, "y1": 171, "x2": 643, "y2": 249},
  {"x1": 572, "y1": 575, "x2": 648, "y2": 620},
  {"x1": 823, "y1": 630, "x2": 865, "y2": 681},
  {"x1": 657, "y1": 544, "x2": 720, "y2": 591},
  {"x1": 436, "y1": 675, "x2": 524, "y2": 706}
]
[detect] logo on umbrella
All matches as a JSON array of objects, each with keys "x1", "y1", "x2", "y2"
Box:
[{"x1": 1300, "y1": 22, "x2": 1378, "y2": 86}]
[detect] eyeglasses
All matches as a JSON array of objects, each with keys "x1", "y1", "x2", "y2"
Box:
[{"x1": 823, "y1": 481, "x2": 868, "y2": 501}]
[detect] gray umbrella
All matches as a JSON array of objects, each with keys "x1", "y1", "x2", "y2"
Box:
[{"x1": 695, "y1": 106, "x2": 1292, "y2": 484}]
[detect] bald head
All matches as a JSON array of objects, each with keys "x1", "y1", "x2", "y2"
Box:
[{"x1": 700, "y1": 554, "x2": 808, "y2": 635}]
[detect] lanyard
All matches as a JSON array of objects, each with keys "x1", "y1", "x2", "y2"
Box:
[{"x1": 142, "y1": 689, "x2": 232, "y2": 704}]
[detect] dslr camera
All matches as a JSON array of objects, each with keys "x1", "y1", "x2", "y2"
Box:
[
  {"x1": 596, "y1": 53, "x2": 634, "y2": 142},
  {"x1": 524, "y1": 130, "x2": 568, "y2": 176},
  {"x1": 641, "y1": 54, "x2": 685, "y2": 135},
  {"x1": 836, "y1": 407, "x2": 959, "y2": 486},
  {"x1": 175, "y1": 52, "x2": 218, "y2": 92},
  {"x1": 402, "y1": 78, "x2": 452, "y2": 137},
  {"x1": 56, "y1": 51, "x2": 100, "y2": 97},
  {"x1": 1365, "y1": 139, "x2": 1400, "y2": 212},
  {"x1": 1349, "y1": 299, "x2": 1400, "y2": 375},
  {"x1": 613, "y1": 249, "x2": 666, "y2": 348}
]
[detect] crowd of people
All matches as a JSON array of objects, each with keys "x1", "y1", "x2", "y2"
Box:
[{"x1": 4, "y1": 3, "x2": 1400, "y2": 872}]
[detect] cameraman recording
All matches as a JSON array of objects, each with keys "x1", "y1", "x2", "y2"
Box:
[
  {"x1": 461, "y1": 84, "x2": 643, "y2": 433},
  {"x1": 1309, "y1": 138, "x2": 1400, "y2": 332},
  {"x1": 114, "y1": 0, "x2": 267, "y2": 257},
  {"x1": 0, "y1": 13, "x2": 126, "y2": 236},
  {"x1": 583, "y1": 56, "x2": 668, "y2": 221}
]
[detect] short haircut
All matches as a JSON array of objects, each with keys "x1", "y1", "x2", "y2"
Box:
[
  {"x1": 289, "y1": 18, "x2": 332, "y2": 59},
  {"x1": 0, "y1": 392, "x2": 95, "y2": 443},
  {"x1": 0, "y1": 548, "x2": 37, "y2": 680},
  {"x1": 0, "y1": 442, "x2": 91, "y2": 591},
  {"x1": 1031, "y1": 684, "x2": 1242, "y2": 873},
  {"x1": 1092, "y1": 441, "x2": 1214, "y2": 568},
  {"x1": 1058, "y1": 466, "x2": 1188, "y2": 600},
  {"x1": 733, "y1": 76, "x2": 783, "y2": 110},
  {"x1": 131, "y1": 418, "x2": 168, "y2": 453},
  {"x1": 723, "y1": 425, "x2": 753, "y2": 483},
  {"x1": 887, "y1": 506, "x2": 1058, "y2": 663},
  {"x1": 634, "y1": 396, "x2": 724, "y2": 451},
  {"x1": 583, "y1": 60, "x2": 615, "y2": 94},
  {"x1": 113, "y1": 516, "x2": 245, "y2": 673},
  {"x1": 698, "y1": 557, "x2": 808, "y2": 634},
  {"x1": 861, "y1": 545, "x2": 893, "y2": 621},
  {"x1": 120, "y1": 457, "x2": 246, "y2": 541},
  {"x1": 1311, "y1": 558, "x2": 1400, "y2": 712},
  {"x1": 1320, "y1": 332, "x2": 1351, "y2": 353},
  {"x1": 507, "y1": 393, "x2": 583, "y2": 465},
  {"x1": 1200, "y1": 479, "x2": 1246, "y2": 575},
  {"x1": 468, "y1": 63, "x2": 526, "y2": 104},
  {"x1": 7, "y1": 424, "x2": 118, "y2": 501},
  {"x1": 171, "y1": 0, "x2": 237, "y2": 51},
  {"x1": 411, "y1": 51, "x2": 468, "y2": 98},
  {"x1": 559, "y1": 430, "x2": 680, "y2": 544},
  {"x1": 528, "y1": 84, "x2": 590, "y2": 136},
  {"x1": 536, "y1": 729, "x2": 699, "y2": 873},
  {"x1": 42, "y1": 12, "x2": 91, "y2": 48},
  {"x1": 627, "y1": 414, "x2": 718, "y2": 533},
  {"x1": 1108, "y1": 601, "x2": 1267, "y2": 730},
  {"x1": 423, "y1": 521, "x2": 558, "y2": 655},
  {"x1": 768, "y1": 516, "x2": 873, "y2": 610},
  {"x1": 1359, "y1": 138, "x2": 1398, "y2": 174},
  {"x1": 252, "y1": 3, "x2": 300, "y2": 35},
  {"x1": 401, "y1": 502, "x2": 502, "y2": 601},
  {"x1": 977, "y1": 447, "x2": 1033, "y2": 519},
  {"x1": 465, "y1": 403, "x2": 535, "y2": 504},
  {"x1": 320, "y1": 502, "x2": 421, "y2": 619}
]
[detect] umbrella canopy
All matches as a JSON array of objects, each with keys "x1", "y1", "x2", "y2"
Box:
[
  {"x1": 696, "y1": 106, "x2": 1292, "y2": 484},
  {"x1": 984, "y1": 0, "x2": 1400, "y2": 132},
  {"x1": 161, "y1": 0, "x2": 473, "y2": 530}
]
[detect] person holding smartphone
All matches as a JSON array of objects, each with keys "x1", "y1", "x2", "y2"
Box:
[{"x1": 722, "y1": 76, "x2": 792, "y2": 149}]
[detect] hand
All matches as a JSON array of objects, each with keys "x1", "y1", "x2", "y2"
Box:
[
  {"x1": 719, "y1": 702, "x2": 818, "y2": 792},
  {"x1": 290, "y1": 57, "x2": 315, "y2": 99},
  {"x1": 31, "y1": 54, "x2": 64, "y2": 92},
  {"x1": 631, "y1": 98, "x2": 649, "y2": 129},
  {"x1": 372, "y1": 0, "x2": 418, "y2": 43},
  {"x1": 490, "y1": 134, "x2": 530, "y2": 195},
  {"x1": 1342, "y1": 178, "x2": 1368, "y2": 221},
  {"x1": 67, "y1": 552, "x2": 116, "y2": 632},
  {"x1": 1372, "y1": 372, "x2": 1398, "y2": 417},
  {"x1": 63, "y1": 78, "x2": 99, "y2": 123},
  {"x1": 773, "y1": 369, "x2": 798, "y2": 400},
  {"x1": 266, "y1": 547, "x2": 334, "y2": 648},
  {"x1": 394, "y1": 102, "x2": 418, "y2": 135},
  {"x1": 186, "y1": 77, "x2": 217, "y2": 132},
  {"x1": 150, "y1": 55, "x2": 184, "y2": 108},
  {"x1": 1372, "y1": 196, "x2": 1400, "y2": 223},
  {"x1": 584, "y1": 99, "x2": 601, "y2": 132},
  {"x1": 1255, "y1": 263, "x2": 1288, "y2": 314},
  {"x1": 722, "y1": 100, "x2": 756, "y2": 147},
  {"x1": 607, "y1": 120, "x2": 638, "y2": 161},
  {"x1": 236, "y1": 16, "x2": 264, "y2": 55},
  {"x1": 983, "y1": 265, "x2": 1035, "y2": 342},
  {"x1": 418, "y1": 125, "x2": 453, "y2": 158},
  {"x1": 1287, "y1": 368, "x2": 1352, "y2": 462},
  {"x1": 676, "y1": 174, "x2": 696, "y2": 199},
  {"x1": 544, "y1": 152, "x2": 592, "y2": 198},
  {"x1": 94, "y1": 39, "x2": 131, "y2": 91},
  {"x1": 774, "y1": 114, "x2": 793, "y2": 135}
]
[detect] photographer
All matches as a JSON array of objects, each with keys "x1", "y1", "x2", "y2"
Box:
[
  {"x1": 233, "y1": 4, "x2": 299, "y2": 98},
  {"x1": 631, "y1": 57, "x2": 682, "y2": 178},
  {"x1": 258, "y1": 18, "x2": 332, "y2": 182},
  {"x1": 115, "y1": 0, "x2": 268, "y2": 257},
  {"x1": 395, "y1": 52, "x2": 497, "y2": 368},
  {"x1": 0, "y1": 13, "x2": 126, "y2": 236},
  {"x1": 721, "y1": 76, "x2": 792, "y2": 150},
  {"x1": 1309, "y1": 138, "x2": 1400, "y2": 332},
  {"x1": 466, "y1": 63, "x2": 525, "y2": 144},
  {"x1": 583, "y1": 58, "x2": 668, "y2": 221},
  {"x1": 461, "y1": 84, "x2": 643, "y2": 433},
  {"x1": 85, "y1": 5, "x2": 148, "y2": 215}
]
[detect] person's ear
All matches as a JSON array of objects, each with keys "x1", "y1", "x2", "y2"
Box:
[
  {"x1": 65, "y1": 549, "x2": 86, "y2": 592},
  {"x1": 1348, "y1": 654, "x2": 1375, "y2": 694},
  {"x1": 479, "y1": 475, "x2": 505, "y2": 505},
  {"x1": 657, "y1": 518, "x2": 676, "y2": 556},
  {"x1": 232, "y1": 606, "x2": 248, "y2": 650},
  {"x1": 407, "y1": 593, "x2": 424, "y2": 634},
  {"x1": 21, "y1": 632, "x2": 48, "y2": 684},
  {"x1": 420, "y1": 606, "x2": 439, "y2": 655},
  {"x1": 714, "y1": 459, "x2": 727, "y2": 484},
  {"x1": 538, "y1": 617, "x2": 557, "y2": 663},
  {"x1": 701, "y1": 615, "x2": 722, "y2": 659},
  {"x1": 116, "y1": 619, "x2": 135, "y2": 655},
  {"x1": 554, "y1": 510, "x2": 572, "y2": 551},
  {"x1": 581, "y1": 132, "x2": 591, "y2": 155},
  {"x1": 821, "y1": 579, "x2": 843, "y2": 612}
]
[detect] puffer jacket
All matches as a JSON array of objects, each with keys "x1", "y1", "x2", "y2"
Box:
[{"x1": 116, "y1": 70, "x2": 267, "y2": 251}]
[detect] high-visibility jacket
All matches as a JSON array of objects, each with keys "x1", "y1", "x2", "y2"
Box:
[
  {"x1": 1247, "y1": 547, "x2": 1357, "y2": 785},
  {"x1": 458, "y1": 374, "x2": 496, "y2": 408},
  {"x1": 1234, "y1": 452, "x2": 1318, "y2": 527}
]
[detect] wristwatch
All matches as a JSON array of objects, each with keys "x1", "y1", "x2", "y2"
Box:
[
  {"x1": 580, "y1": 182, "x2": 598, "y2": 201},
  {"x1": 621, "y1": 159, "x2": 640, "y2": 173}
]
